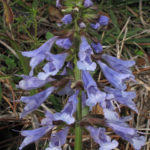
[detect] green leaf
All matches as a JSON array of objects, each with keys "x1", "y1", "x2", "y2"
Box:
[
  {"x1": 45, "y1": 32, "x2": 54, "y2": 40},
  {"x1": 135, "y1": 50, "x2": 144, "y2": 56},
  {"x1": 109, "y1": 10, "x2": 120, "y2": 33},
  {"x1": 0, "y1": 75, "x2": 12, "y2": 80}
]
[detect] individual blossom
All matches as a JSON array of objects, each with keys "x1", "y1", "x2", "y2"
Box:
[
  {"x1": 90, "y1": 22, "x2": 100, "y2": 30},
  {"x1": 104, "y1": 86, "x2": 138, "y2": 113},
  {"x1": 56, "y1": 38, "x2": 72, "y2": 50},
  {"x1": 20, "y1": 111, "x2": 56, "y2": 150},
  {"x1": 38, "y1": 53, "x2": 68, "y2": 80},
  {"x1": 104, "y1": 109, "x2": 146, "y2": 150},
  {"x1": 91, "y1": 42, "x2": 103, "y2": 53},
  {"x1": 99, "y1": 16, "x2": 109, "y2": 26},
  {"x1": 17, "y1": 75, "x2": 54, "y2": 90},
  {"x1": 101, "y1": 54, "x2": 135, "y2": 75},
  {"x1": 19, "y1": 126, "x2": 52, "y2": 150},
  {"x1": 82, "y1": 70, "x2": 106, "y2": 110},
  {"x1": 77, "y1": 36, "x2": 96, "y2": 71},
  {"x1": 61, "y1": 14, "x2": 72, "y2": 24},
  {"x1": 54, "y1": 91, "x2": 79, "y2": 125},
  {"x1": 87, "y1": 126, "x2": 118, "y2": 150},
  {"x1": 46, "y1": 127, "x2": 69, "y2": 150},
  {"x1": 98, "y1": 61, "x2": 133, "y2": 90},
  {"x1": 84, "y1": 0, "x2": 93, "y2": 8},
  {"x1": 22, "y1": 36, "x2": 58, "y2": 76},
  {"x1": 20, "y1": 87, "x2": 55, "y2": 118},
  {"x1": 91, "y1": 15, "x2": 109, "y2": 30}
]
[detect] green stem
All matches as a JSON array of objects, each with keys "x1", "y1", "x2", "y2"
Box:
[{"x1": 74, "y1": 56, "x2": 82, "y2": 150}]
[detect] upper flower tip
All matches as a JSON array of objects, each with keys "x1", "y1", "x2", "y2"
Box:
[
  {"x1": 99, "y1": 15, "x2": 109, "y2": 26},
  {"x1": 84, "y1": 0, "x2": 93, "y2": 8},
  {"x1": 61, "y1": 14, "x2": 72, "y2": 24}
]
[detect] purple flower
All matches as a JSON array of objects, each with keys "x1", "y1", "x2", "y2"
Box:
[
  {"x1": 91, "y1": 42, "x2": 103, "y2": 53},
  {"x1": 77, "y1": 36, "x2": 96, "y2": 71},
  {"x1": 104, "y1": 109, "x2": 146, "y2": 150},
  {"x1": 41, "y1": 111, "x2": 55, "y2": 126},
  {"x1": 84, "y1": 0, "x2": 93, "y2": 8},
  {"x1": 98, "y1": 61, "x2": 133, "y2": 90},
  {"x1": 101, "y1": 54, "x2": 135, "y2": 75},
  {"x1": 54, "y1": 91, "x2": 79, "y2": 124},
  {"x1": 90, "y1": 23, "x2": 100, "y2": 30},
  {"x1": 46, "y1": 127, "x2": 69, "y2": 150},
  {"x1": 100, "y1": 93, "x2": 115, "y2": 110},
  {"x1": 79, "y1": 36, "x2": 93, "y2": 54},
  {"x1": 104, "y1": 86, "x2": 138, "y2": 113},
  {"x1": 22, "y1": 36, "x2": 58, "y2": 76},
  {"x1": 90, "y1": 16, "x2": 109, "y2": 30},
  {"x1": 17, "y1": 75, "x2": 54, "y2": 90},
  {"x1": 56, "y1": 38, "x2": 72, "y2": 50},
  {"x1": 99, "y1": 16, "x2": 109, "y2": 26},
  {"x1": 82, "y1": 70, "x2": 106, "y2": 110},
  {"x1": 20, "y1": 87, "x2": 55, "y2": 118},
  {"x1": 61, "y1": 14, "x2": 72, "y2": 24},
  {"x1": 56, "y1": 0, "x2": 61, "y2": 8},
  {"x1": 19, "y1": 126, "x2": 52, "y2": 150},
  {"x1": 38, "y1": 53, "x2": 68, "y2": 80},
  {"x1": 87, "y1": 126, "x2": 118, "y2": 150}
]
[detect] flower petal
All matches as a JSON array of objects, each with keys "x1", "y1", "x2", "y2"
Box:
[
  {"x1": 46, "y1": 127, "x2": 69, "y2": 150},
  {"x1": 82, "y1": 70, "x2": 106, "y2": 109},
  {"x1": 99, "y1": 16, "x2": 109, "y2": 26},
  {"x1": 56, "y1": 0, "x2": 61, "y2": 8},
  {"x1": 104, "y1": 86, "x2": 138, "y2": 113},
  {"x1": 20, "y1": 87, "x2": 55, "y2": 118},
  {"x1": 38, "y1": 53, "x2": 68, "y2": 80},
  {"x1": 87, "y1": 126, "x2": 118, "y2": 150},
  {"x1": 41, "y1": 111, "x2": 55, "y2": 126},
  {"x1": 103, "y1": 109, "x2": 146, "y2": 150},
  {"x1": 54, "y1": 91, "x2": 78, "y2": 124},
  {"x1": 56, "y1": 38, "x2": 72, "y2": 50},
  {"x1": 91, "y1": 42, "x2": 103, "y2": 53},
  {"x1": 90, "y1": 23, "x2": 100, "y2": 29},
  {"x1": 19, "y1": 126, "x2": 52, "y2": 150},
  {"x1": 22, "y1": 36, "x2": 58, "y2": 57},
  {"x1": 84, "y1": 0, "x2": 93, "y2": 8},
  {"x1": 29, "y1": 53, "x2": 45, "y2": 76},
  {"x1": 98, "y1": 61, "x2": 132, "y2": 90},
  {"x1": 101, "y1": 54, "x2": 135, "y2": 75},
  {"x1": 78, "y1": 36, "x2": 96, "y2": 71},
  {"x1": 61, "y1": 14, "x2": 72, "y2": 24},
  {"x1": 17, "y1": 76, "x2": 54, "y2": 90}
]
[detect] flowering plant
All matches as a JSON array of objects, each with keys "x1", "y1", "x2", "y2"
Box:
[{"x1": 18, "y1": 0, "x2": 145, "y2": 150}]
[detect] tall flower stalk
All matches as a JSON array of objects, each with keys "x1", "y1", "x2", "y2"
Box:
[{"x1": 18, "y1": 1, "x2": 146, "y2": 150}]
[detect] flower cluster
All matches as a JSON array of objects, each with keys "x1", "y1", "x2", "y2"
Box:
[{"x1": 18, "y1": 0, "x2": 145, "y2": 150}]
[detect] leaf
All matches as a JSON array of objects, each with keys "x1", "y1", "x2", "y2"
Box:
[
  {"x1": 45, "y1": 32, "x2": 54, "y2": 40},
  {"x1": 1, "y1": 0, "x2": 14, "y2": 25},
  {"x1": 109, "y1": 10, "x2": 120, "y2": 33},
  {"x1": 135, "y1": 50, "x2": 144, "y2": 56},
  {"x1": 0, "y1": 75, "x2": 12, "y2": 80}
]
